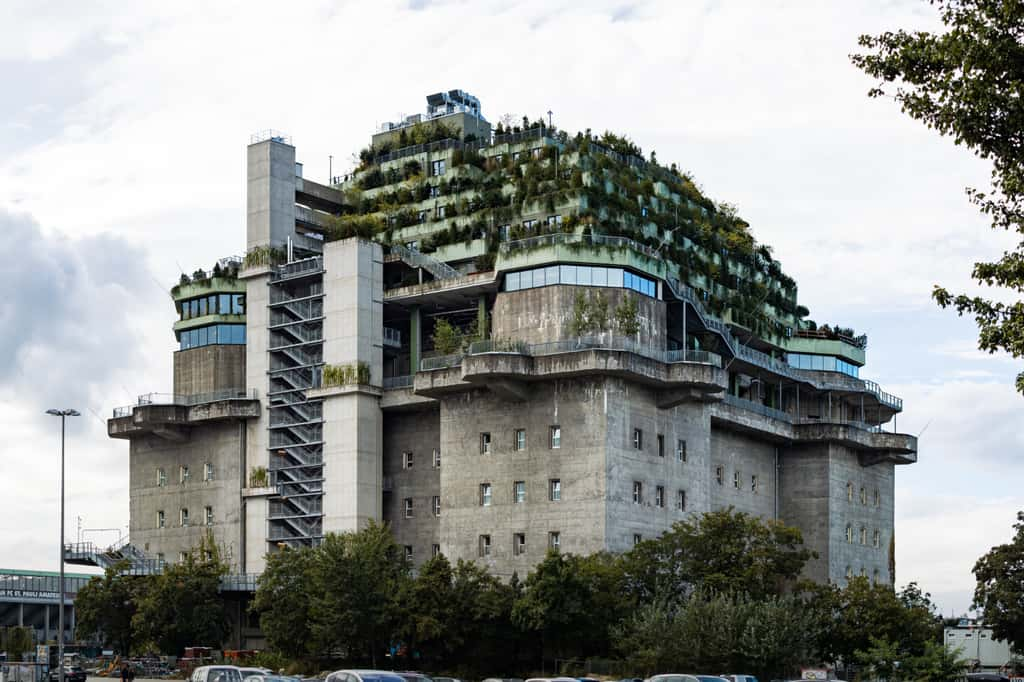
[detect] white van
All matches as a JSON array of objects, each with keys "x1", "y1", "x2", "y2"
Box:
[{"x1": 191, "y1": 666, "x2": 244, "y2": 682}]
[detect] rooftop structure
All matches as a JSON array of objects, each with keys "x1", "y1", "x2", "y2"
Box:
[{"x1": 93, "y1": 92, "x2": 916, "y2": 615}]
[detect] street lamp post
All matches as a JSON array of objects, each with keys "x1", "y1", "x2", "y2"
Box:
[{"x1": 46, "y1": 408, "x2": 79, "y2": 682}]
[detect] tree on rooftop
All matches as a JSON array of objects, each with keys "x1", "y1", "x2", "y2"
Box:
[{"x1": 852, "y1": 0, "x2": 1024, "y2": 395}]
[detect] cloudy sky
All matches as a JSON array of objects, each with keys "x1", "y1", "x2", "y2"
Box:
[{"x1": 1, "y1": 0, "x2": 1021, "y2": 615}]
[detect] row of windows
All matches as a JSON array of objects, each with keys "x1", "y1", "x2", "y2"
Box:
[
  {"x1": 787, "y1": 353, "x2": 860, "y2": 378},
  {"x1": 475, "y1": 530, "x2": 560, "y2": 558},
  {"x1": 401, "y1": 449, "x2": 441, "y2": 470},
  {"x1": 156, "y1": 506, "x2": 214, "y2": 528},
  {"x1": 156, "y1": 464, "x2": 214, "y2": 487},
  {"x1": 847, "y1": 566, "x2": 883, "y2": 584},
  {"x1": 402, "y1": 495, "x2": 442, "y2": 518},
  {"x1": 846, "y1": 482, "x2": 882, "y2": 507},
  {"x1": 845, "y1": 525, "x2": 884, "y2": 548},
  {"x1": 478, "y1": 426, "x2": 562, "y2": 454},
  {"x1": 504, "y1": 265, "x2": 658, "y2": 298},
  {"x1": 631, "y1": 481, "x2": 689, "y2": 511},
  {"x1": 179, "y1": 293, "x2": 245, "y2": 321},
  {"x1": 713, "y1": 466, "x2": 761, "y2": 493},
  {"x1": 475, "y1": 479, "x2": 564, "y2": 507},
  {"x1": 631, "y1": 429, "x2": 688, "y2": 462},
  {"x1": 178, "y1": 324, "x2": 246, "y2": 350}
]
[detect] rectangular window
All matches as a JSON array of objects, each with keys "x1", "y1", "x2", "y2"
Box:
[
  {"x1": 513, "y1": 533, "x2": 526, "y2": 556},
  {"x1": 633, "y1": 428, "x2": 643, "y2": 450},
  {"x1": 403, "y1": 498, "x2": 414, "y2": 518},
  {"x1": 657, "y1": 434, "x2": 665, "y2": 458},
  {"x1": 218, "y1": 294, "x2": 230, "y2": 315},
  {"x1": 180, "y1": 508, "x2": 189, "y2": 527},
  {"x1": 676, "y1": 489, "x2": 687, "y2": 511},
  {"x1": 633, "y1": 533, "x2": 643, "y2": 546},
  {"x1": 404, "y1": 546, "x2": 413, "y2": 562},
  {"x1": 715, "y1": 466, "x2": 724, "y2": 485},
  {"x1": 655, "y1": 485, "x2": 665, "y2": 508},
  {"x1": 513, "y1": 481, "x2": 526, "y2": 504},
  {"x1": 157, "y1": 553, "x2": 165, "y2": 563},
  {"x1": 550, "y1": 425, "x2": 561, "y2": 449},
  {"x1": 431, "y1": 159, "x2": 446, "y2": 176},
  {"x1": 199, "y1": 297, "x2": 207, "y2": 316},
  {"x1": 676, "y1": 439, "x2": 687, "y2": 462},
  {"x1": 179, "y1": 551, "x2": 188, "y2": 563},
  {"x1": 549, "y1": 531, "x2": 560, "y2": 551},
  {"x1": 232, "y1": 294, "x2": 244, "y2": 315},
  {"x1": 549, "y1": 479, "x2": 561, "y2": 501},
  {"x1": 514, "y1": 429, "x2": 526, "y2": 451},
  {"x1": 480, "y1": 483, "x2": 492, "y2": 506},
  {"x1": 432, "y1": 543, "x2": 441, "y2": 557},
  {"x1": 179, "y1": 465, "x2": 190, "y2": 484},
  {"x1": 403, "y1": 451, "x2": 413, "y2": 470},
  {"x1": 418, "y1": 210, "x2": 428, "y2": 223},
  {"x1": 157, "y1": 510, "x2": 165, "y2": 529},
  {"x1": 435, "y1": 204, "x2": 446, "y2": 219},
  {"x1": 204, "y1": 506, "x2": 213, "y2": 526},
  {"x1": 733, "y1": 470, "x2": 741, "y2": 489},
  {"x1": 156, "y1": 468, "x2": 167, "y2": 487},
  {"x1": 432, "y1": 449, "x2": 441, "y2": 468},
  {"x1": 432, "y1": 495, "x2": 441, "y2": 517},
  {"x1": 479, "y1": 535, "x2": 491, "y2": 557},
  {"x1": 204, "y1": 462, "x2": 214, "y2": 482},
  {"x1": 480, "y1": 432, "x2": 491, "y2": 454},
  {"x1": 633, "y1": 481, "x2": 643, "y2": 504},
  {"x1": 751, "y1": 475, "x2": 759, "y2": 493},
  {"x1": 429, "y1": 184, "x2": 441, "y2": 198},
  {"x1": 523, "y1": 218, "x2": 538, "y2": 232}
]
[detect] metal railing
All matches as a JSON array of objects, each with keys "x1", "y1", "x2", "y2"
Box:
[
  {"x1": 113, "y1": 388, "x2": 257, "y2": 418},
  {"x1": 419, "y1": 353, "x2": 464, "y2": 371},
  {"x1": 499, "y1": 231, "x2": 664, "y2": 262},
  {"x1": 271, "y1": 255, "x2": 323, "y2": 281},
  {"x1": 722, "y1": 394, "x2": 885, "y2": 433},
  {"x1": 383, "y1": 375, "x2": 413, "y2": 389},
  {"x1": 250, "y1": 129, "x2": 291, "y2": 145},
  {"x1": 390, "y1": 243, "x2": 459, "y2": 280},
  {"x1": 863, "y1": 380, "x2": 903, "y2": 411},
  {"x1": 461, "y1": 336, "x2": 722, "y2": 368}
]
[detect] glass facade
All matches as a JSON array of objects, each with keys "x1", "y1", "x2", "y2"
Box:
[
  {"x1": 179, "y1": 324, "x2": 246, "y2": 350},
  {"x1": 787, "y1": 352, "x2": 860, "y2": 378},
  {"x1": 504, "y1": 264, "x2": 657, "y2": 298},
  {"x1": 180, "y1": 293, "x2": 245, "y2": 321}
]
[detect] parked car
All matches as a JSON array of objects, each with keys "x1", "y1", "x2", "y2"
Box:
[
  {"x1": 432, "y1": 677, "x2": 462, "y2": 682},
  {"x1": 238, "y1": 668, "x2": 274, "y2": 678},
  {"x1": 721, "y1": 675, "x2": 758, "y2": 682},
  {"x1": 326, "y1": 671, "x2": 407, "y2": 682},
  {"x1": 525, "y1": 678, "x2": 578, "y2": 682},
  {"x1": 482, "y1": 678, "x2": 524, "y2": 682},
  {"x1": 191, "y1": 666, "x2": 244, "y2": 682},
  {"x1": 694, "y1": 677, "x2": 730, "y2": 682},
  {"x1": 395, "y1": 673, "x2": 433, "y2": 682},
  {"x1": 244, "y1": 676, "x2": 299, "y2": 682},
  {"x1": 49, "y1": 666, "x2": 88, "y2": 682},
  {"x1": 646, "y1": 675, "x2": 701, "y2": 682}
]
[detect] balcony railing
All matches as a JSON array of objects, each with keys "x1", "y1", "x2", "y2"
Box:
[
  {"x1": 271, "y1": 256, "x2": 323, "y2": 281},
  {"x1": 722, "y1": 394, "x2": 885, "y2": 433},
  {"x1": 459, "y1": 336, "x2": 722, "y2": 368},
  {"x1": 420, "y1": 353, "x2": 464, "y2": 371},
  {"x1": 382, "y1": 375, "x2": 414, "y2": 389},
  {"x1": 113, "y1": 388, "x2": 258, "y2": 418},
  {"x1": 499, "y1": 231, "x2": 664, "y2": 262}
]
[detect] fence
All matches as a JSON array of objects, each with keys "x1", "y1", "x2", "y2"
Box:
[{"x1": 113, "y1": 389, "x2": 257, "y2": 418}]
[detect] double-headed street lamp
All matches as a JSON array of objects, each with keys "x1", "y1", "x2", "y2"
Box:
[{"x1": 46, "y1": 408, "x2": 79, "y2": 682}]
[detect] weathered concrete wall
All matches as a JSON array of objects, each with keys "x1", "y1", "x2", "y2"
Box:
[
  {"x1": 826, "y1": 445, "x2": 894, "y2": 584},
  {"x1": 778, "y1": 443, "x2": 832, "y2": 584},
  {"x1": 438, "y1": 380, "x2": 608, "y2": 579},
  {"x1": 382, "y1": 405, "x2": 441, "y2": 565},
  {"x1": 491, "y1": 285, "x2": 665, "y2": 349},
  {"x1": 247, "y1": 139, "x2": 296, "y2": 250},
  {"x1": 129, "y1": 422, "x2": 244, "y2": 570},
  {"x1": 708, "y1": 428, "x2": 777, "y2": 519},
  {"x1": 173, "y1": 345, "x2": 246, "y2": 396},
  {"x1": 603, "y1": 379, "x2": 712, "y2": 551}
]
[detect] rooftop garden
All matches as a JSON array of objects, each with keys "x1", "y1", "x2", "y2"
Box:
[
  {"x1": 331, "y1": 120, "x2": 813, "y2": 345},
  {"x1": 171, "y1": 258, "x2": 243, "y2": 297}
]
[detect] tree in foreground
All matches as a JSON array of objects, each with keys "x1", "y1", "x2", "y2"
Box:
[
  {"x1": 74, "y1": 560, "x2": 140, "y2": 654},
  {"x1": 852, "y1": 0, "x2": 1024, "y2": 394},
  {"x1": 132, "y1": 533, "x2": 229, "y2": 655},
  {"x1": 973, "y1": 510, "x2": 1024, "y2": 652},
  {"x1": 252, "y1": 544, "x2": 317, "y2": 660}
]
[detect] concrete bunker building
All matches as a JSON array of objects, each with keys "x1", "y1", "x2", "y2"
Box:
[{"x1": 91, "y1": 90, "x2": 916, "y2": 594}]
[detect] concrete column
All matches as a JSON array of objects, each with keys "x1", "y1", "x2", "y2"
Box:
[
  {"x1": 410, "y1": 307, "x2": 421, "y2": 373},
  {"x1": 18, "y1": 601, "x2": 23, "y2": 626},
  {"x1": 44, "y1": 604, "x2": 50, "y2": 643},
  {"x1": 476, "y1": 295, "x2": 488, "y2": 340},
  {"x1": 246, "y1": 138, "x2": 297, "y2": 250}
]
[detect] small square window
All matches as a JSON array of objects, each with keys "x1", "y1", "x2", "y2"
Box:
[
  {"x1": 873, "y1": 530, "x2": 881, "y2": 548},
  {"x1": 403, "y1": 451, "x2": 414, "y2": 470},
  {"x1": 632, "y1": 481, "x2": 643, "y2": 504},
  {"x1": 655, "y1": 485, "x2": 665, "y2": 508},
  {"x1": 204, "y1": 462, "x2": 214, "y2": 482},
  {"x1": 657, "y1": 434, "x2": 665, "y2": 458},
  {"x1": 846, "y1": 525, "x2": 854, "y2": 544},
  {"x1": 403, "y1": 498, "x2": 414, "y2": 518},
  {"x1": 513, "y1": 481, "x2": 526, "y2": 503},
  {"x1": 860, "y1": 527, "x2": 868, "y2": 545},
  {"x1": 633, "y1": 533, "x2": 643, "y2": 546},
  {"x1": 549, "y1": 531, "x2": 560, "y2": 551},
  {"x1": 179, "y1": 551, "x2": 188, "y2": 563},
  {"x1": 633, "y1": 428, "x2": 643, "y2": 450},
  {"x1": 715, "y1": 466, "x2": 723, "y2": 485},
  {"x1": 550, "y1": 425, "x2": 561, "y2": 449},
  {"x1": 847, "y1": 481, "x2": 854, "y2": 502},
  {"x1": 404, "y1": 545, "x2": 413, "y2": 562},
  {"x1": 513, "y1": 532, "x2": 526, "y2": 556},
  {"x1": 480, "y1": 483, "x2": 492, "y2": 507},
  {"x1": 432, "y1": 543, "x2": 441, "y2": 557},
  {"x1": 549, "y1": 479, "x2": 561, "y2": 501},
  {"x1": 479, "y1": 535, "x2": 491, "y2": 557},
  {"x1": 433, "y1": 449, "x2": 441, "y2": 468},
  {"x1": 676, "y1": 489, "x2": 686, "y2": 511},
  {"x1": 431, "y1": 159, "x2": 446, "y2": 176},
  {"x1": 676, "y1": 439, "x2": 687, "y2": 462},
  {"x1": 180, "y1": 466, "x2": 190, "y2": 484},
  {"x1": 432, "y1": 495, "x2": 441, "y2": 517},
  {"x1": 874, "y1": 489, "x2": 880, "y2": 507},
  {"x1": 514, "y1": 429, "x2": 526, "y2": 451},
  {"x1": 480, "y1": 432, "x2": 491, "y2": 454}
]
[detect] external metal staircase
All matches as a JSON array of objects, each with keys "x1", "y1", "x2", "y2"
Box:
[{"x1": 390, "y1": 244, "x2": 459, "y2": 280}]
